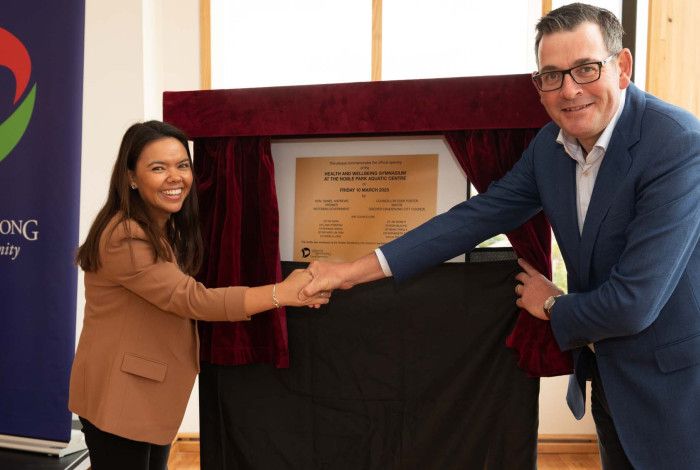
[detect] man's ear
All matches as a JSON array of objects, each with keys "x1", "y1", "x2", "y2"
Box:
[{"x1": 617, "y1": 48, "x2": 633, "y2": 89}]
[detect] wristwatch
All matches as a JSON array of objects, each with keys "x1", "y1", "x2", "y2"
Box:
[{"x1": 543, "y1": 295, "x2": 561, "y2": 319}]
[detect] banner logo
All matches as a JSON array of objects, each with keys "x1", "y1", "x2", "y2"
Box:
[{"x1": 0, "y1": 27, "x2": 36, "y2": 163}]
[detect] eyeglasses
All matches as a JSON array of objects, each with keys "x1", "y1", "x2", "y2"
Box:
[{"x1": 532, "y1": 53, "x2": 619, "y2": 92}]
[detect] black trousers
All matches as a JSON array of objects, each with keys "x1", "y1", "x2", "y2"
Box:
[
  {"x1": 79, "y1": 417, "x2": 171, "y2": 470},
  {"x1": 588, "y1": 352, "x2": 635, "y2": 470}
]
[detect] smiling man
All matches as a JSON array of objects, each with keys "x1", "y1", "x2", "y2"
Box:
[
  {"x1": 534, "y1": 23, "x2": 631, "y2": 153},
  {"x1": 301, "y1": 4, "x2": 700, "y2": 468}
]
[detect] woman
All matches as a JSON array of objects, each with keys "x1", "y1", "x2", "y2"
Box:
[{"x1": 69, "y1": 121, "x2": 327, "y2": 469}]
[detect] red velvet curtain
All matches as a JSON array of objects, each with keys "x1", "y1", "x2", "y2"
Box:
[
  {"x1": 445, "y1": 130, "x2": 573, "y2": 377},
  {"x1": 194, "y1": 136, "x2": 289, "y2": 368}
]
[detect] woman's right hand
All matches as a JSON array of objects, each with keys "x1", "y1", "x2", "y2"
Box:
[{"x1": 276, "y1": 269, "x2": 330, "y2": 308}]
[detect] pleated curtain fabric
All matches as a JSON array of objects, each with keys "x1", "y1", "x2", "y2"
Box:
[
  {"x1": 445, "y1": 129, "x2": 573, "y2": 376},
  {"x1": 194, "y1": 136, "x2": 289, "y2": 368}
]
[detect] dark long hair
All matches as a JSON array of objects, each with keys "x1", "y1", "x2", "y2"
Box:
[{"x1": 76, "y1": 120, "x2": 203, "y2": 275}]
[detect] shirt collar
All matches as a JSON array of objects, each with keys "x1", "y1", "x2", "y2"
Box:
[{"x1": 556, "y1": 88, "x2": 627, "y2": 159}]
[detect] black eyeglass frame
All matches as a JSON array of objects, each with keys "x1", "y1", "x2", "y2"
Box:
[{"x1": 531, "y1": 52, "x2": 620, "y2": 92}]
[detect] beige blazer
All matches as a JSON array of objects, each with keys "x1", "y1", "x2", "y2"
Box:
[{"x1": 69, "y1": 216, "x2": 248, "y2": 445}]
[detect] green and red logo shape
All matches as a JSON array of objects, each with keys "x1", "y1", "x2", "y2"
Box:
[{"x1": 0, "y1": 27, "x2": 36, "y2": 163}]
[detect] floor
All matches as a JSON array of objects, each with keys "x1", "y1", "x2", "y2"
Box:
[{"x1": 168, "y1": 450, "x2": 603, "y2": 470}]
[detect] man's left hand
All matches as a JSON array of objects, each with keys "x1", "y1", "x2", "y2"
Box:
[{"x1": 514, "y1": 258, "x2": 564, "y2": 321}]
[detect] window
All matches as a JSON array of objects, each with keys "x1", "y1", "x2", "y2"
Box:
[
  {"x1": 211, "y1": 0, "x2": 370, "y2": 88},
  {"x1": 211, "y1": 0, "x2": 541, "y2": 87},
  {"x1": 382, "y1": 0, "x2": 540, "y2": 80}
]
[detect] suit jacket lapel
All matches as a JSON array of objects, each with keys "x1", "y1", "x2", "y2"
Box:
[{"x1": 552, "y1": 146, "x2": 581, "y2": 270}]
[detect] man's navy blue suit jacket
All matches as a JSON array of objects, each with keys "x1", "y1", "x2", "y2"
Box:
[{"x1": 381, "y1": 83, "x2": 700, "y2": 469}]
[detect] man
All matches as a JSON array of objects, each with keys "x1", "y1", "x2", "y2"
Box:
[{"x1": 302, "y1": 3, "x2": 700, "y2": 469}]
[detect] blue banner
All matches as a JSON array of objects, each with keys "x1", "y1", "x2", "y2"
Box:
[{"x1": 0, "y1": 1, "x2": 84, "y2": 442}]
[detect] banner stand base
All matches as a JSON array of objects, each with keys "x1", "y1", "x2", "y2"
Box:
[{"x1": 0, "y1": 428, "x2": 86, "y2": 457}]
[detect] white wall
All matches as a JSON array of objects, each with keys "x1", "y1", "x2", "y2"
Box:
[
  {"x1": 79, "y1": 0, "x2": 201, "y2": 433},
  {"x1": 79, "y1": 0, "x2": 594, "y2": 436}
]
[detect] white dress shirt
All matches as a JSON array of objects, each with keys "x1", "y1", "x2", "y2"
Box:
[{"x1": 558, "y1": 89, "x2": 627, "y2": 233}]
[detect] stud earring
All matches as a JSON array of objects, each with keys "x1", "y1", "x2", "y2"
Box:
[{"x1": 130, "y1": 182, "x2": 137, "y2": 190}]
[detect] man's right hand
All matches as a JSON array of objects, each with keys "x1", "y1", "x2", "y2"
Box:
[
  {"x1": 301, "y1": 252, "x2": 387, "y2": 299},
  {"x1": 301, "y1": 260, "x2": 353, "y2": 298}
]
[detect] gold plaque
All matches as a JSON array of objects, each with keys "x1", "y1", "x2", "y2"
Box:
[{"x1": 294, "y1": 155, "x2": 438, "y2": 262}]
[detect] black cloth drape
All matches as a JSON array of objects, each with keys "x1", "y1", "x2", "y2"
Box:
[{"x1": 200, "y1": 258, "x2": 540, "y2": 470}]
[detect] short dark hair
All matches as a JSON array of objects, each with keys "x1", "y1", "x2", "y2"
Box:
[
  {"x1": 535, "y1": 3, "x2": 624, "y2": 64},
  {"x1": 77, "y1": 120, "x2": 203, "y2": 275}
]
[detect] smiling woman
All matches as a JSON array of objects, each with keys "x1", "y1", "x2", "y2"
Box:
[
  {"x1": 69, "y1": 121, "x2": 329, "y2": 470},
  {"x1": 128, "y1": 137, "x2": 194, "y2": 230}
]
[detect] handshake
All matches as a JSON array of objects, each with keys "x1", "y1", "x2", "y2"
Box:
[
  {"x1": 273, "y1": 261, "x2": 342, "y2": 309},
  {"x1": 273, "y1": 253, "x2": 387, "y2": 309}
]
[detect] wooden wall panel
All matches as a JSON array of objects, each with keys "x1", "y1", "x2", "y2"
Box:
[
  {"x1": 372, "y1": 0, "x2": 382, "y2": 81},
  {"x1": 647, "y1": 0, "x2": 700, "y2": 117},
  {"x1": 199, "y1": 0, "x2": 211, "y2": 90}
]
